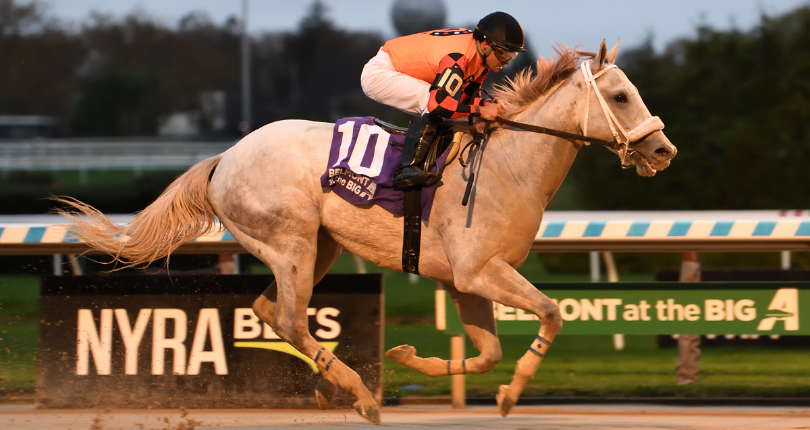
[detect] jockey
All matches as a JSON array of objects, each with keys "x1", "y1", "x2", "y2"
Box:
[{"x1": 361, "y1": 11, "x2": 527, "y2": 190}]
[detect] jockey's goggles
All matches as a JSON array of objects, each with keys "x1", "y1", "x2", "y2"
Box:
[{"x1": 492, "y1": 44, "x2": 519, "y2": 63}]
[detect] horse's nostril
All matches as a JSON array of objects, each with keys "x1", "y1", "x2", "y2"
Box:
[{"x1": 654, "y1": 147, "x2": 670, "y2": 157}]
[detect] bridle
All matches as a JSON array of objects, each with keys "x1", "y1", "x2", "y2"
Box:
[
  {"x1": 492, "y1": 60, "x2": 665, "y2": 168},
  {"x1": 460, "y1": 59, "x2": 666, "y2": 205}
]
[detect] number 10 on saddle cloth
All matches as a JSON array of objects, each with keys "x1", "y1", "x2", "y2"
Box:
[{"x1": 319, "y1": 117, "x2": 452, "y2": 220}]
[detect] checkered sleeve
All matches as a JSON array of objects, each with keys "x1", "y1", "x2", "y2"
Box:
[{"x1": 427, "y1": 53, "x2": 486, "y2": 119}]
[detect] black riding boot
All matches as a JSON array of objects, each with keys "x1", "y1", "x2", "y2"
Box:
[{"x1": 393, "y1": 121, "x2": 440, "y2": 190}]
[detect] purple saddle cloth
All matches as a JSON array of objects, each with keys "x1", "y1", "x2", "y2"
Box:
[{"x1": 320, "y1": 117, "x2": 451, "y2": 220}]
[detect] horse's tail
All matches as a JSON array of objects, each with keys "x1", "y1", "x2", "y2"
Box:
[{"x1": 53, "y1": 154, "x2": 224, "y2": 269}]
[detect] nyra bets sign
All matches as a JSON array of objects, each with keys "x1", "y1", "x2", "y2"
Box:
[{"x1": 38, "y1": 274, "x2": 382, "y2": 408}]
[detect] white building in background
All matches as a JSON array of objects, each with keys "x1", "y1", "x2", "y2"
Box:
[
  {"x1": 158, "y1": 111, "x2": 202, "y2": 137},
  {"x1": 158, "y1": 91, "x2": 228, "y2": 138}
]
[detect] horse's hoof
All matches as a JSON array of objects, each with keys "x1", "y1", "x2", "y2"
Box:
[
  {"x1": 353, "y1": 402, "x2": 381, "y2": 425},
  {"x1": 315, "y1": 378, "x2": 337, "y2": 409},
  {"x1": 496, "y1": 384, "x2": 516, "y2": 417},
  {"x1": 385, "y1": 345, "x2": 416, "y2": 365}
]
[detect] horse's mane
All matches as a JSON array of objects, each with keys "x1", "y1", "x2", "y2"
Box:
[{"x1": 490, "y1": 45, "x2": 581, "y2": 118}]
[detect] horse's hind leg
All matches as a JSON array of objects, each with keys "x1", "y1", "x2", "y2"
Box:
[
  {"x1": 251, "y1": 229, "x2": 343, "y2": 409},
  {"x1": 272, "y1": 247, "x2": 380, "y2": 423},
  {"x1": 229, "y1": 217, "x2": 379, "y2": 423},
  {"x1": 386, "y1": 282, "x2": 502, "y2": 377}
]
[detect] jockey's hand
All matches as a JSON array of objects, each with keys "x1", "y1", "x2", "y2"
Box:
[{"x1": 479, "y1": 102, "x2": 505, "y2": 121}]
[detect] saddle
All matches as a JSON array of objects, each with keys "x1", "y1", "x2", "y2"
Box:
[
  {"x1": 320, "y1": 116, "x2": 463, "y2": 276},
  {"x1": 372, "y1": 118, "x2": 407, "y2": 136}
]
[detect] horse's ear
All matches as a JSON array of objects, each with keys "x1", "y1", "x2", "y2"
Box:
[
  {"x1": 605, "y1": 39, "x2": 621, "y2": 64},
  {"x1": 590, "y1": 39, "x2": 608, "y2": 74},
  {"x1": 606, "y1": 38, "x2": 620, "y2": 64},
  {"x1": 575, "y1": 49, "x2": 597, "y2": 58}
]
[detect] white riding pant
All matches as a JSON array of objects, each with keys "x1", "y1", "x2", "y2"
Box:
[{"x1": 361, "y1": 48, "x2": 431, "y2": 117}]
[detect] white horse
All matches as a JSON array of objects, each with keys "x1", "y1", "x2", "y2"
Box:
[{"x1": 56, "y1": 41, "x2": 675, "y2": 424}]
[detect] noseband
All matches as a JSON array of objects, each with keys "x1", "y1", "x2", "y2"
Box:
[{"x1": 493, "y1": 60, "x2": 665, "y2": 168}]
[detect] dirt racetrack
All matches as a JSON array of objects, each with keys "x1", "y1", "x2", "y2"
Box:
[{"x1": 1, "y1": 403, "x2": 809, "y2": 429}]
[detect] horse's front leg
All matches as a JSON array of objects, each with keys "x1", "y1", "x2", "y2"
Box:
[
  {"x1": 454, "y1": 258, "x2": 562, "y2": 417},
  {"x1": 386, "y1": 282, "x2": 502, "y2": 376}
]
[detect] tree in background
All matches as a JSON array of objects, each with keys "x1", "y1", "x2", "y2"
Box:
[
  {"x1": 1, "y1": 0, "x2": 392, "y2": 137},
  {"x1": 567, "y1": 6, "x2": 810, "y2": 210},
  {"x1": 68, "y1": 10, "x2": 242, "y2": 136},
  {"x1": 1, "y1": 0, "x2": 530, "y2": 137},
  {"x1": 271, "y1": 0, "x2": 394, "y2": 123},
  {"x1": 5, "y1": 0, "x2": 810, "y2": 211},
  {"x1": 0, "y1": 0, "x2": 83, "y2": 125}
]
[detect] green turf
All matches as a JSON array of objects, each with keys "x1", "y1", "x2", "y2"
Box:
[
  {"x1": 0, "y1": 321, "x2": 38, "y2": 394},
  {"x1": 384, "y1": 326, "x2": 810, "y2": 398},
  {"x1": 0, "y1": 276, "x2": 40, "y2": 318},
  {"x1": 0, "y1": 276, "x2": 40, "y2": 394}
]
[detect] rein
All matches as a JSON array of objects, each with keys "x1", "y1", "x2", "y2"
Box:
[
  {"x1": 490, "y1": 60, "x2": 665, "y2": 168},
  {"x1": 493, "y1": 116, "x2": 614, "y2": 147},
  {"x1": 459, "y1": 119, "x2": 492, "y2": 206}
]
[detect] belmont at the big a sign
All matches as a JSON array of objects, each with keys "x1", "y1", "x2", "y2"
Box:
[
  {"x1": 37, "y1": 274, "x2": 383, "y2": 408},
  {"x1": 476, "y1": 282, "x2": 809, "y2": 336}
]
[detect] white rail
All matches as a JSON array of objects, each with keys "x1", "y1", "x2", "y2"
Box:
[
  {"x1": 1, "y1": 211, "x2": 809, "y2": 255},
  {"x1": 0, "y1": 140, "x2": 234, "y2": 171}
]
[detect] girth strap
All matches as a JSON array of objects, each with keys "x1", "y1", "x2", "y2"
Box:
[{"x1": 402, "y1": 189, "x2": 422, "y2": 274}]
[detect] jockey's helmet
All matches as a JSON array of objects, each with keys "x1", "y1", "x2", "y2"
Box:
[{"x1": 473, "y1": 11, "x2": 527, "y2": 53}]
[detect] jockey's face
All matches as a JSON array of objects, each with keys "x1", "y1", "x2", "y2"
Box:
[{"x1": 481, "y1": 41, "x2": 513, "y2": 72}]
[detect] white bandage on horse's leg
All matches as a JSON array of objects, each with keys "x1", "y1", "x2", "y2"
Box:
[
  {"x1": 314, "y1": 347, "x2": 338, "y2": 374},
  {"x1": 515, "y1": 335, "x2": 552, "y2": 382},
  {"x1": 529, "y1": 335, "x2": 551, "y2": 358},
  {"x1": 446, "y1": 359, "x2": 468, "y2": 375}
]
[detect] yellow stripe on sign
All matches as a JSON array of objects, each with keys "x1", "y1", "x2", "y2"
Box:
[
  {"x1": 684, "y1": 220, "x2": 715, "y2": 238},
  {"x1": 0, "y1": 226, "x2": 28, "y2": 244},
  {"x1": 728, "y1": 220, "x2": 758, "y2": 238},
  {"x1": 559, "y1": 220, "x2": 588, "y2": 238},
  {"x1": 234, "y1": 341, "x2": 339, "y2": 374},
  {"x1": 43, "y1": 226, "x2": 69, "y2": 243},
  {"x1": 644, "y1": 220, "x2": 674, "y2": 238},
  {"x1": 601, "y1": 221, "x2": 633, "y2": 238},
  {"x1": 773, "y1": 220, "x2": 801, "y2": 238}
]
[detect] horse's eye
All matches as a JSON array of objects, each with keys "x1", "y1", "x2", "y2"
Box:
[{"x1": 615, "y1": 93, "x2": 628, "y2": 103}]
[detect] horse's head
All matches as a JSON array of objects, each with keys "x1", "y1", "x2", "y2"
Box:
[{"x1": 580, "y1": 40, "x2": 677, "y2": 177}]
